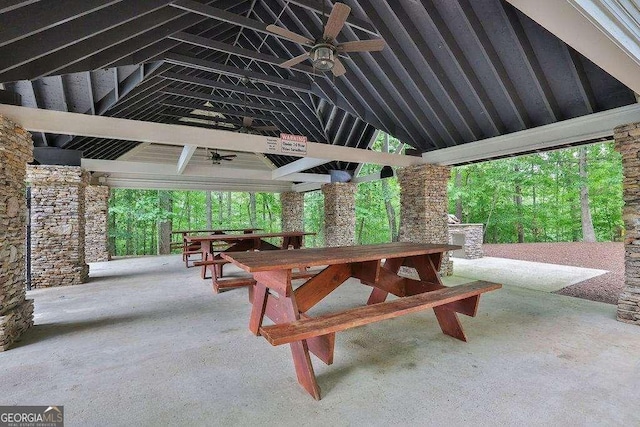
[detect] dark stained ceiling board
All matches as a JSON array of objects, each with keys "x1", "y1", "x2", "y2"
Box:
[{"x1": 0, "y1": 0, "x2": 635, "y2": 169}]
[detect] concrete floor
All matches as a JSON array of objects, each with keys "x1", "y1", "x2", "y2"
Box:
[
  {"x1": 452, "y1": 256, "x2": 608, "y2": 292},
  {"x1": 2, "y1": 255, "x2": 639, "y2": 426}
]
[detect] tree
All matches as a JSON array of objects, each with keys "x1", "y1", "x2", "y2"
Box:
[
  {"x1": 579, "y1": 147, "x2": 596, "y2": 242},
  {"x1": 157, "y1": 190, "x2": 172, "y2": 254},
  {"x1": 205, "y1": 191, "x2": 212, "y2": 229}
]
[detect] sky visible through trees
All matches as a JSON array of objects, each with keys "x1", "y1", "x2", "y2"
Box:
[{"x1": 108, "y1": 135, "x2": 623, "y2": 256}]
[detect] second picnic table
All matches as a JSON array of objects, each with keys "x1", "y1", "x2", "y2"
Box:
[
  {"x1": 186, "y1": 231, "x2": 315, "y2": 292},
  {"x1": 222, "y1": 242, "x2": 501, "y2": 400}
]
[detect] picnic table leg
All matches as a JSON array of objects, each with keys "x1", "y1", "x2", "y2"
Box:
[
  {"x1": 249, "y1": 278, "x2": 322, "y2": 400},
  {"x1": 409, "y1": 254, "x2": 467, "y2": 342},
  {"x1": 281, "y1": 295, "x2": 321, "y2": 400},
  {"x1": 366, "y1": 257, "x2": 404, "y2": 305}
]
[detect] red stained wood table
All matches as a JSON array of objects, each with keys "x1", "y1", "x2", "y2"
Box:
[
  {"x1": 187, "y1": 231, "x2": 315, "y2": 280},
  {"x1": 175, "y1": 228, "x2": 262, "y2": 267},
  {"x1": 222, "y1": 242, "x2": 501, "y2": 400}
]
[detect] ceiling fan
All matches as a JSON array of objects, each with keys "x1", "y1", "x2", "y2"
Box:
[
  {"x1": 266, "y1": 2, "x2": 385, "y2": 77},
  {"x1": 208, "y1": 149, "x2": 237, "y2": 165},
  {"x1": 237, "y1": 116, "x2": 279, "y2": 135}
]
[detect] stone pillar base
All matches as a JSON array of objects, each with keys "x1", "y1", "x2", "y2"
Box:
[
  {"x1": 281, "y1": 192, "x2": 304, "y2": 232},
  {"x1": 617, "y1": 288, "x2": 640, "y2": 325},
  {"x1": 0, "y1": 299, "x2": 34, "y2": 351},
  {"x1": 322, "y1": 183, "x2": 357, "y2": 247},
  {"x1": 397, "y1": 164, "x2": 452, "y2": 276}
]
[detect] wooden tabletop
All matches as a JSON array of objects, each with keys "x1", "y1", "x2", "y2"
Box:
[
  {"x1": 171, "y1": 228, "x2": 262, "y2": 235},
  {"x1": 185, "y1": 231, "x2": 315, "y2": 243},
  {"x1": 222, "y1": 242, "x2": 461, "y2": 272}
]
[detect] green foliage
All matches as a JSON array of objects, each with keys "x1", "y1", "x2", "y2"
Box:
[
  {"x1": 108, "y1": 139, "x2": 624, "y2": 255},
  {"x1": 450, "y1": 142, "x2": 623, "y2": 243},
  {"x1": 109, "y1": 190, "x2": 282, "y2": 256}
]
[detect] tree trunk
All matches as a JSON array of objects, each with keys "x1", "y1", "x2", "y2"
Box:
[
  {"x1": 108, "y1": 189, "x2": 117, "y2": 256},
  {"x1": 226, "y1": 192, "x2": 232, "y2": 220},
  {"x1": 454, "y1": 169, "x2": 463, "y2": 221},
  {"x1": 579, "y1": 147, "x2": 596, "y2": 242},
  {"x1": 125, "y1": 191, "x2": 133, "y2": 255},
  {"x1": 217, "y1": 192, "x2": 223, "y2": 225},
  {"x1": 249, "y1": 193, "x2": 257, "y2": 227},
  {"x1": 185, "y1": 191, "x2": 191, "y2": 230},
  {"x1": 157, "y1": 190, "x2": 172, "y2": 254},
  {"x1": 381, "y1": 179, "x2": 398, "y2": 242},
  {"x1": 514, "y1": 164, "x2": 524, "y2": 243},
  {"x1": 205, "y1": 191, "x2": 212, "y2": 229}
]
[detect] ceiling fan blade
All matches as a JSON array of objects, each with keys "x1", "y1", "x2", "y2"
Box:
[
  {"x1": 332, "y1": 57, "x2": 347, "y2": 77},
  {"x1": 266, "y1": 24, "x2": 314, "y2": 46},
  {"x1": 254, "y1": 125, "x2": 280, "y2": 132},
  {"x1": 243, "y1": 116, "x2": 253, "y2": 128},
  {"x1": 279, "y1": 52, "x2": 310, "y2": 69},
  {"x1": 338, "y1": 39, "x2": 386, "y2": 53},
  {"x1": 221, "y1": 157, "x2": 235, "y2": 160},
  {"x1": 323, "y1": 2, "x2": 351, "y2": 40}
]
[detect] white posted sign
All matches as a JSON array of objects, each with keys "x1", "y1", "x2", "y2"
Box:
[{"x1": 265, "y1": 134, "x2": 308, "y2": 156}]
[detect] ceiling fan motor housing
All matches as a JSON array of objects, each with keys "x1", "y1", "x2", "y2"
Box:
[{"x1": 311, "y1": 44, "x2": 336, "y2": 71}]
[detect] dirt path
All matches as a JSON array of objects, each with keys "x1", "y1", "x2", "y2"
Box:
[{"x1": 482, "y1": 242, "x2": 624, "y2": 304}]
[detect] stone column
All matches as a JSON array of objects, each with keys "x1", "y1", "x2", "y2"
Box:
[
  {"x1": 397, "y1": 164, "x2": 453, "y2": 275},
  {"x1": 27, "y1": 165, "x2": 90, "y2": 288},
  {"x1": 322, "y1": 183, "x2": 357, "y2": 247},
  {"x1": 85, "y1": 185, "x2": 110, "y2": 262},
  {"x1": 0, "y1": 116, "x2": 34, "y2": 350},
  {"x1": 614, "y1": 122, "x2": 640, "y2": 325},
  {"x1": 280, "y1": 191, "x2": 304, "y2": 232}
]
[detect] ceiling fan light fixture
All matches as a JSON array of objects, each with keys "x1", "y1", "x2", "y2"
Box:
[{"x1": 311, "y1": 44, "x2": 335, "y2": 71}]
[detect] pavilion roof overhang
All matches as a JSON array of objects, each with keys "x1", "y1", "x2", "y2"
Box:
[{"x1": 0, "y1": 0, "x2": 639, "y2": 191}]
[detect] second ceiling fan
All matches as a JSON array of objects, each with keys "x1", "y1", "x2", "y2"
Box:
[{"x1": 267, "y1": 2, "x2": 385, "y2": 77}]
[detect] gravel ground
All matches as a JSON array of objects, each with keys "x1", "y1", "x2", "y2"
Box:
[{"x1": 482, "y1": 242, "x2": 624, "y2": 305}]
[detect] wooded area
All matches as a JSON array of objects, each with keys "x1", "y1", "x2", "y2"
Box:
[{"x1": 107, "y1": 135, "x2": 623, "y2": 256}]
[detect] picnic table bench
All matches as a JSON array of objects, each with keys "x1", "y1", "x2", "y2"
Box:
[
  {"x1": 174, "y1": 228, "x2": 261, "y2": 267},
  {"x1": 187, "y1": 231, "x2": 315, "y2": 293},
  {"x1": 223, "y1": 242, "x2": 501, "y2": 400}
]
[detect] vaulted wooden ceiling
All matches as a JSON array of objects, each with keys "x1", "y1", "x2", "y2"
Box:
[{"x1": 0, "y1": 0, "x2": 636, "y2": 174}]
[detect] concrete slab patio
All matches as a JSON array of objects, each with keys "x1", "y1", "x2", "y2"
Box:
[
  {"x1": 2, "y1": 255, "x2": 639, "y2": 426},
  {"x1": 452, "y1": 256, "x2": 609, "y2": 292}
]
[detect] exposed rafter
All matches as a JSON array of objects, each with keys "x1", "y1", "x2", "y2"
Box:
[
  {"x1": 162, "y1": 87, "x2": 291, "y2": 114},
  {"x1": 164, "y1": 52, "x2": 313, "y2": 92},
  {"x1": 159, "y1": 71, "x2": 304, "y2": 105}
]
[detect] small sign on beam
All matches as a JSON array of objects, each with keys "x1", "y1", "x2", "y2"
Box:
[
  {"x1": 265, "y1": 134, "x2": 308, "y2": 156},
  {"x1": 280, "y1": 133, "x2": 307, "y2": 155}
]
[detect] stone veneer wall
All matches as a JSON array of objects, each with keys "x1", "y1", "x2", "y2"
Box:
[
  {"x1": 0, "y1": 116, "x2": 34, "y2": 350},
  {"x1": 27, "y1": 165, "x2": 89, "y2": 288},
  {"x1": 322, "y1": 183, "x2": 357, "y2": 247},
  {"x1": 448, "y1": 224, "x2": 484, "y2": 259},
  {"x1": 397, "y1": 164, "x2": 453, "y2": 275},
  {"x1": 614, "y1": 122, "x2": 640, "y2": 325},
  {"x1": 280, "y1": 191, "x2": 304, "y2": 232},
  {"x1": 85, "y1": 185, "x2": 110, "y2": 263}
]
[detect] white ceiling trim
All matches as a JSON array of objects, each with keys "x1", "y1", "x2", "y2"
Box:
[
  {"x1": 104, "y1": 176, "x2": 292, "y2": 193},
  {"x1": 423, "y1": 103, "x2": 640, "y2": 165},
  {"x1": 0, "y1": 105, "x2": 423, "y2": 168},
  {"x1": 271, "y1": 157, "x2": 330, "y2": 179},
  {"x1": 81, "y1": 158, "x2": 331, "y2": 184},
  {"x1": 176, "y1": 145, "x2": 197, "y2": 174}
]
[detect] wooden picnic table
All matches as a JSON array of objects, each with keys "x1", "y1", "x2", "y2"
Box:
[
  {"x1": 177, "y1": 228, "x2": 262, "y2": 267},
  {"x1": 222, "y1": 242, "x2": 501, "y2": 400},
  {"x1": 187, "y1": 231, "x2": 315, "y2": 293}
]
